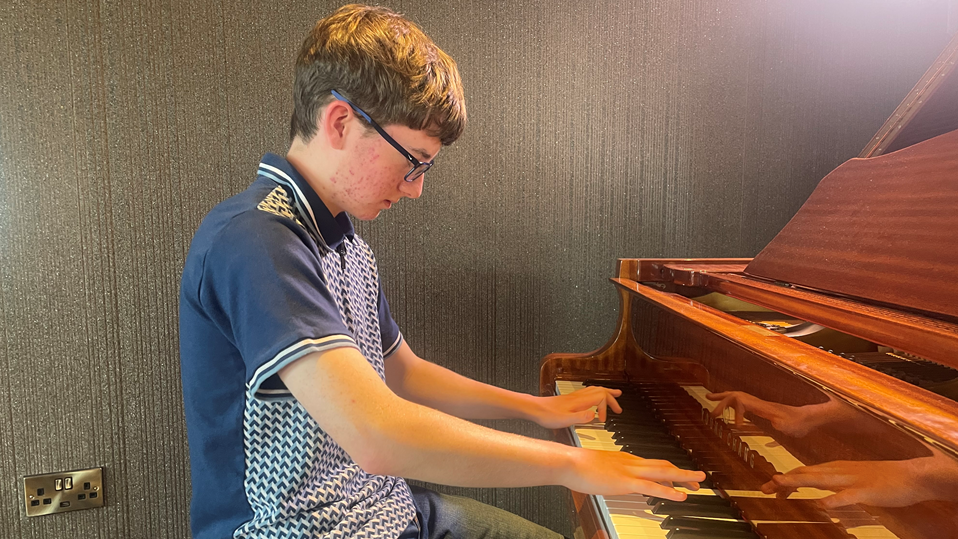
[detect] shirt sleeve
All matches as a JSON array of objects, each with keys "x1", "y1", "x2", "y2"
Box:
[
  {"x1": 198, "y1": 210, "x2": 358, "y2": 400},
  {"x1": 377, "y1": 280, "x2": 403, "y2": 357}
]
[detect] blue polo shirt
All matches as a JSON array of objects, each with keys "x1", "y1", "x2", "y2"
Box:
[{"x1": 179, "y1": 153, "x2": 415, "y2": 539}]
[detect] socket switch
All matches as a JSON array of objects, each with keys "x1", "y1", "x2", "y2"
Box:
[{"x1": 23, "y1": 467, "x2": 104, "y2": 517}]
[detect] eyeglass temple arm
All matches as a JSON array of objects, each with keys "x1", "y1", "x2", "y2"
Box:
[{"x1": 330, "y1": 90, "x2": 420, "y2": 167}]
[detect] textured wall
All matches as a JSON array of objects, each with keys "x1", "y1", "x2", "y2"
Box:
[{"x1": 0, "y1": 0, "x2": 954, "y2": 537}]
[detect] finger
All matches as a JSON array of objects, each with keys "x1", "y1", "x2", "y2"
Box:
[
  {"x1": 706, "y1": 392, "x2": 729, "y2": 401},
  {"x1": 761, "y1": 479, "x2": 778, "y2": 494},
  {"x1": 734, "y1": 400, "x2": 746, "y2": 427},
  {"x1": 766, "y1": 470, "x2": 853, "y2": 490},
  {"x1": 710, "y1": 396, "x2": 732, "y2": 418},
  {"x1": 605, "y1": 391, "x2": 622, "y2": 415},
  {"x1": 596, "y1": 399, "x2": 608, "y2": 423},
  {"x1": 629, "y1": 465, "x2": 707, "y2": 484},
  {"x1": 762, "y1": 475, "x2": 790, "y2": 493},
  {"x1": 776, "y1": 488, "x2": 796, "y2": 499},
  {"x1": 582, "y1": 386, "x2": 620, "y2": 400},
  {"x1": 761, "y1": 478, "x2": 797, "y2": 498},
  {"x1": 676, "y1": 481, "x2": 700, "y2": 491},
  {"x1": 628, "y1": 480, "x2": 693, "y2": 501},
  {"x1": 629, "y1": 458, "x2": 674, "y2": 467},
  {"x1": 818, "y1": 489, "x2": 861, "y2": 509}
]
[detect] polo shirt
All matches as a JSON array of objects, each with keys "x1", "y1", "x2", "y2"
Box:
[{"x1": 179, "y1": 153, "x2": 415, "y2": 538}]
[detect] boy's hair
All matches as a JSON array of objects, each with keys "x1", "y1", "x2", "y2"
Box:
[{"x1": 290, "y1": 4, "x2": 467, "y2": 146}]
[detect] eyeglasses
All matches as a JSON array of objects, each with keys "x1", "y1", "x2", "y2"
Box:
[{"x1": 331, "y1": 90, "x2": 433, "y2": 182}]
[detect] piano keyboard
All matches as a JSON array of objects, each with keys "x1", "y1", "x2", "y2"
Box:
[{"x1": 556, "y1": 380, "x2": 899, "y2": 539}]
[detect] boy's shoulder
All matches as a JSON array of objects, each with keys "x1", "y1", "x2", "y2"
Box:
[
  {"x1": 227, "y1": 176, "x2": 312, "y2": 227},
  {"x1": 186, "y1": 178, "x2": 318, "y2": 267}
]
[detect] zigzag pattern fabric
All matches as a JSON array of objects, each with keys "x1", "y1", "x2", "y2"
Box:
[{"x1": 235, "y1": 190, "x2": 415, "y2": 538}]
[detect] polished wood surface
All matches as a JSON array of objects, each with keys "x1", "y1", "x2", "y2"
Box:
[
  {"x1": 629, "y1": 259, "x2": 958, "y2": 372},
  {"x1": 541, "y1": 268, "x2": 958, "y2": 539},
  {"x1": 706, "y1": 271, "x2": 958, "y2": 371},
  {"x1": 744, "y1": 127, "x2": 958, "y2": 321},
  {"x1": 612, "y1": 276, "x2": 958, "y2": 453}
]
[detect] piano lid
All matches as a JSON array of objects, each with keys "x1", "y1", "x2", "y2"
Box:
[
  {"x1": 860, "y1": 30, "x2": 958, "y2": 157},
  {"x1": 744, "y1": 31, "x2": 958, "y2": 322},
  {"x1": 744, "y1": 129, "x2": 958, "y2": 321}
]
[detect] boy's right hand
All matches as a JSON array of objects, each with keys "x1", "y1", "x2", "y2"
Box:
[{"x1": 561, "y1": 447, "x2": 705, "y2": 500}]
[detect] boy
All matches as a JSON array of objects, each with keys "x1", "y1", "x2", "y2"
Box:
[{"x1": 179, "y1": 5, "x2": 703, "y2": 538}]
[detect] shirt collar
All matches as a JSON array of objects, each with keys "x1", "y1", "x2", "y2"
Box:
[{"x1": 256, "y1": 153, "x2": 355, "y2": 251}]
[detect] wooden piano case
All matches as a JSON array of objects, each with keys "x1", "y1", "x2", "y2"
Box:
[{"x1": 541, "y1": 30, "x2": 958, "y2": 539}]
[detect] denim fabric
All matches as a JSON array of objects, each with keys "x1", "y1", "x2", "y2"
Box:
[{"x1": 396, "y1": 485, "x2": 566, "y2": 539}]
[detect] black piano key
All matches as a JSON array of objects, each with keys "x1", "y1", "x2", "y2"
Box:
[
  {"x1": 707, "y1": 472, "x2": 768, "y2": 491},
  {"x1": 653, "y1": 500, "x2": 742, "y2": 519},
  {"x1": 609, "y1": 426, "x2": 676, "y2": 438},
  {"x1": 613, "y1": 431, "x2": 682, "y2": 444},
  {"x1": 620, "y1": 444, "x2": 689, "y2": 457},
  {"x1": 620, "y1": 445, "x2": 695, "y2": 461},
  {"x1": 661, "y1": 515, "x2": 754, "y2": 533},
  {"x1": 606, "y1": 416, "x2": 667, "y2": 426},
  {"x1": 613, "y1": 425, "x2": 697, "y2": 438},
  {"x1": 666, "y1": 528, "x2": 758, "y2": 539},
  {"x1": 621, "y1": 444, "x2": 692, "y2": 459},
  {"x1": 612, "y1": 431, "x2": 676, "y2": 443},
  {"x1": 697, "y1": 476, "x2": 716, "y2": 489},
  {"x1": 648, "y1": 493, "x2": 731, "y2": 507},
  {"x1": 625, "y1": 443, "x2": 694, "y2": 458},
  {"x1": 621, "y1": 444, "x2": 691, "y2": 460}
]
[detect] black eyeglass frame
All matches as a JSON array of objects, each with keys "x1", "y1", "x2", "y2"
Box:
[{"x1": 330, "y1": 90, "x2": 432, "y2": 182}]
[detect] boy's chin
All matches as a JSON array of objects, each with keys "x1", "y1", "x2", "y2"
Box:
[{"x1": 353, "y1": 209, "x2": 383, "y2": 221}]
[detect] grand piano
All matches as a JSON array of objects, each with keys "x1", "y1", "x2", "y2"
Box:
[{"x1": 540, "y1": 31, "x2": 958, "y2": 539}]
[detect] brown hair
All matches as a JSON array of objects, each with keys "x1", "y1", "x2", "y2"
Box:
[{"x1": 290, "y1": 4, "x2": 467, "y2": 146}]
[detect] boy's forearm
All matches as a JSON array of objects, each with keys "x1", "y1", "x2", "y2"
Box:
[
  {"x1": 362, "y1": 394, "x2": 574, "y2": 486},
  {"x1": 397, "y1": 356, "x2": 541, "y2": 421}
]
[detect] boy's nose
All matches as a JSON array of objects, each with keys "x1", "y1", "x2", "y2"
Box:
[{"x1": 400, "y1": 175, "x2": 424, "y2": 199}]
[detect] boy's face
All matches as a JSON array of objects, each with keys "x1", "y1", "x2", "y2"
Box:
[{"x1": 331, "y1": 122, "x2": 442, "y2": 220}]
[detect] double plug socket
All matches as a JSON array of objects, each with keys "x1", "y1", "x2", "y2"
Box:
[{"x1": 22, "y1": 467, "x2": 104, "y2": 517}]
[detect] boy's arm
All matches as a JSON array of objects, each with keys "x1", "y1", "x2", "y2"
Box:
[
  {"x1": 384, "y1": 341, "x2": 621, "y2": 429},
  {"x1": 280, "y1": 345, "x2": 704, "y2": 497}
]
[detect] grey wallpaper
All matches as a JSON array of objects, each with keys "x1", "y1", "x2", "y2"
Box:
[{"x1": 0, "y1": 0, "x2": 954, "y2": 537}]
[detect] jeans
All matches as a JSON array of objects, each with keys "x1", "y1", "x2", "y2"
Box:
[{"x1": 396, "y1": 485, "x2": 566, "y2": 539}]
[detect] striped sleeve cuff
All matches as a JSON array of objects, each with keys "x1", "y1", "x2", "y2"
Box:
[
  {"x1": 383, "y1": 332, "x2": 404, "y2": 358},
  {"x1": 248, "y1": 335, "x2": 359, "y2": 401}
]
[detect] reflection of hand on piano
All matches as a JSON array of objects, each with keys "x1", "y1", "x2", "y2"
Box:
[
  {"x1": 531, "y1": 385, "x2": 623, "y2": 428},
  {"x1": 706, "y1": 391, "x2": 853, "y2": 438},
  {"x1": 562, "y1": 447, "x2": 706, "y2": 500},
  {"x1": 761, "y1": 447, "x2": 958, "y2": 508}
]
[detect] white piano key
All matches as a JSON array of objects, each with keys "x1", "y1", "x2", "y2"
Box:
[{"x1": 846, "y1": 525, "x2": 903, "y2": 538}]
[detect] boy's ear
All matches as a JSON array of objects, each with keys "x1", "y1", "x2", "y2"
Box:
[{"x1": 321, "y1": 100, "x2": 354, "y2": 150}]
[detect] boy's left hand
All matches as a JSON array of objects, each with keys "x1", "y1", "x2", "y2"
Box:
[{"x1": 531, "y1": 386, "x2": 622, "y2": 429}]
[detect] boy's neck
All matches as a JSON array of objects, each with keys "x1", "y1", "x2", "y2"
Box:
[{"x1": 286, "y1": 137, "x2": 343, "y2": 217}]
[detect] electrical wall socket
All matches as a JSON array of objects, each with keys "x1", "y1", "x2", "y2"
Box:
[{"x1": 22, "y1": 467, "x2": 104, "y2": 517}]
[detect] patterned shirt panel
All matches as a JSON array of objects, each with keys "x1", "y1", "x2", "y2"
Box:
[{"x1": 233, "y1": 183, "x2": 415, "y2": 539}]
